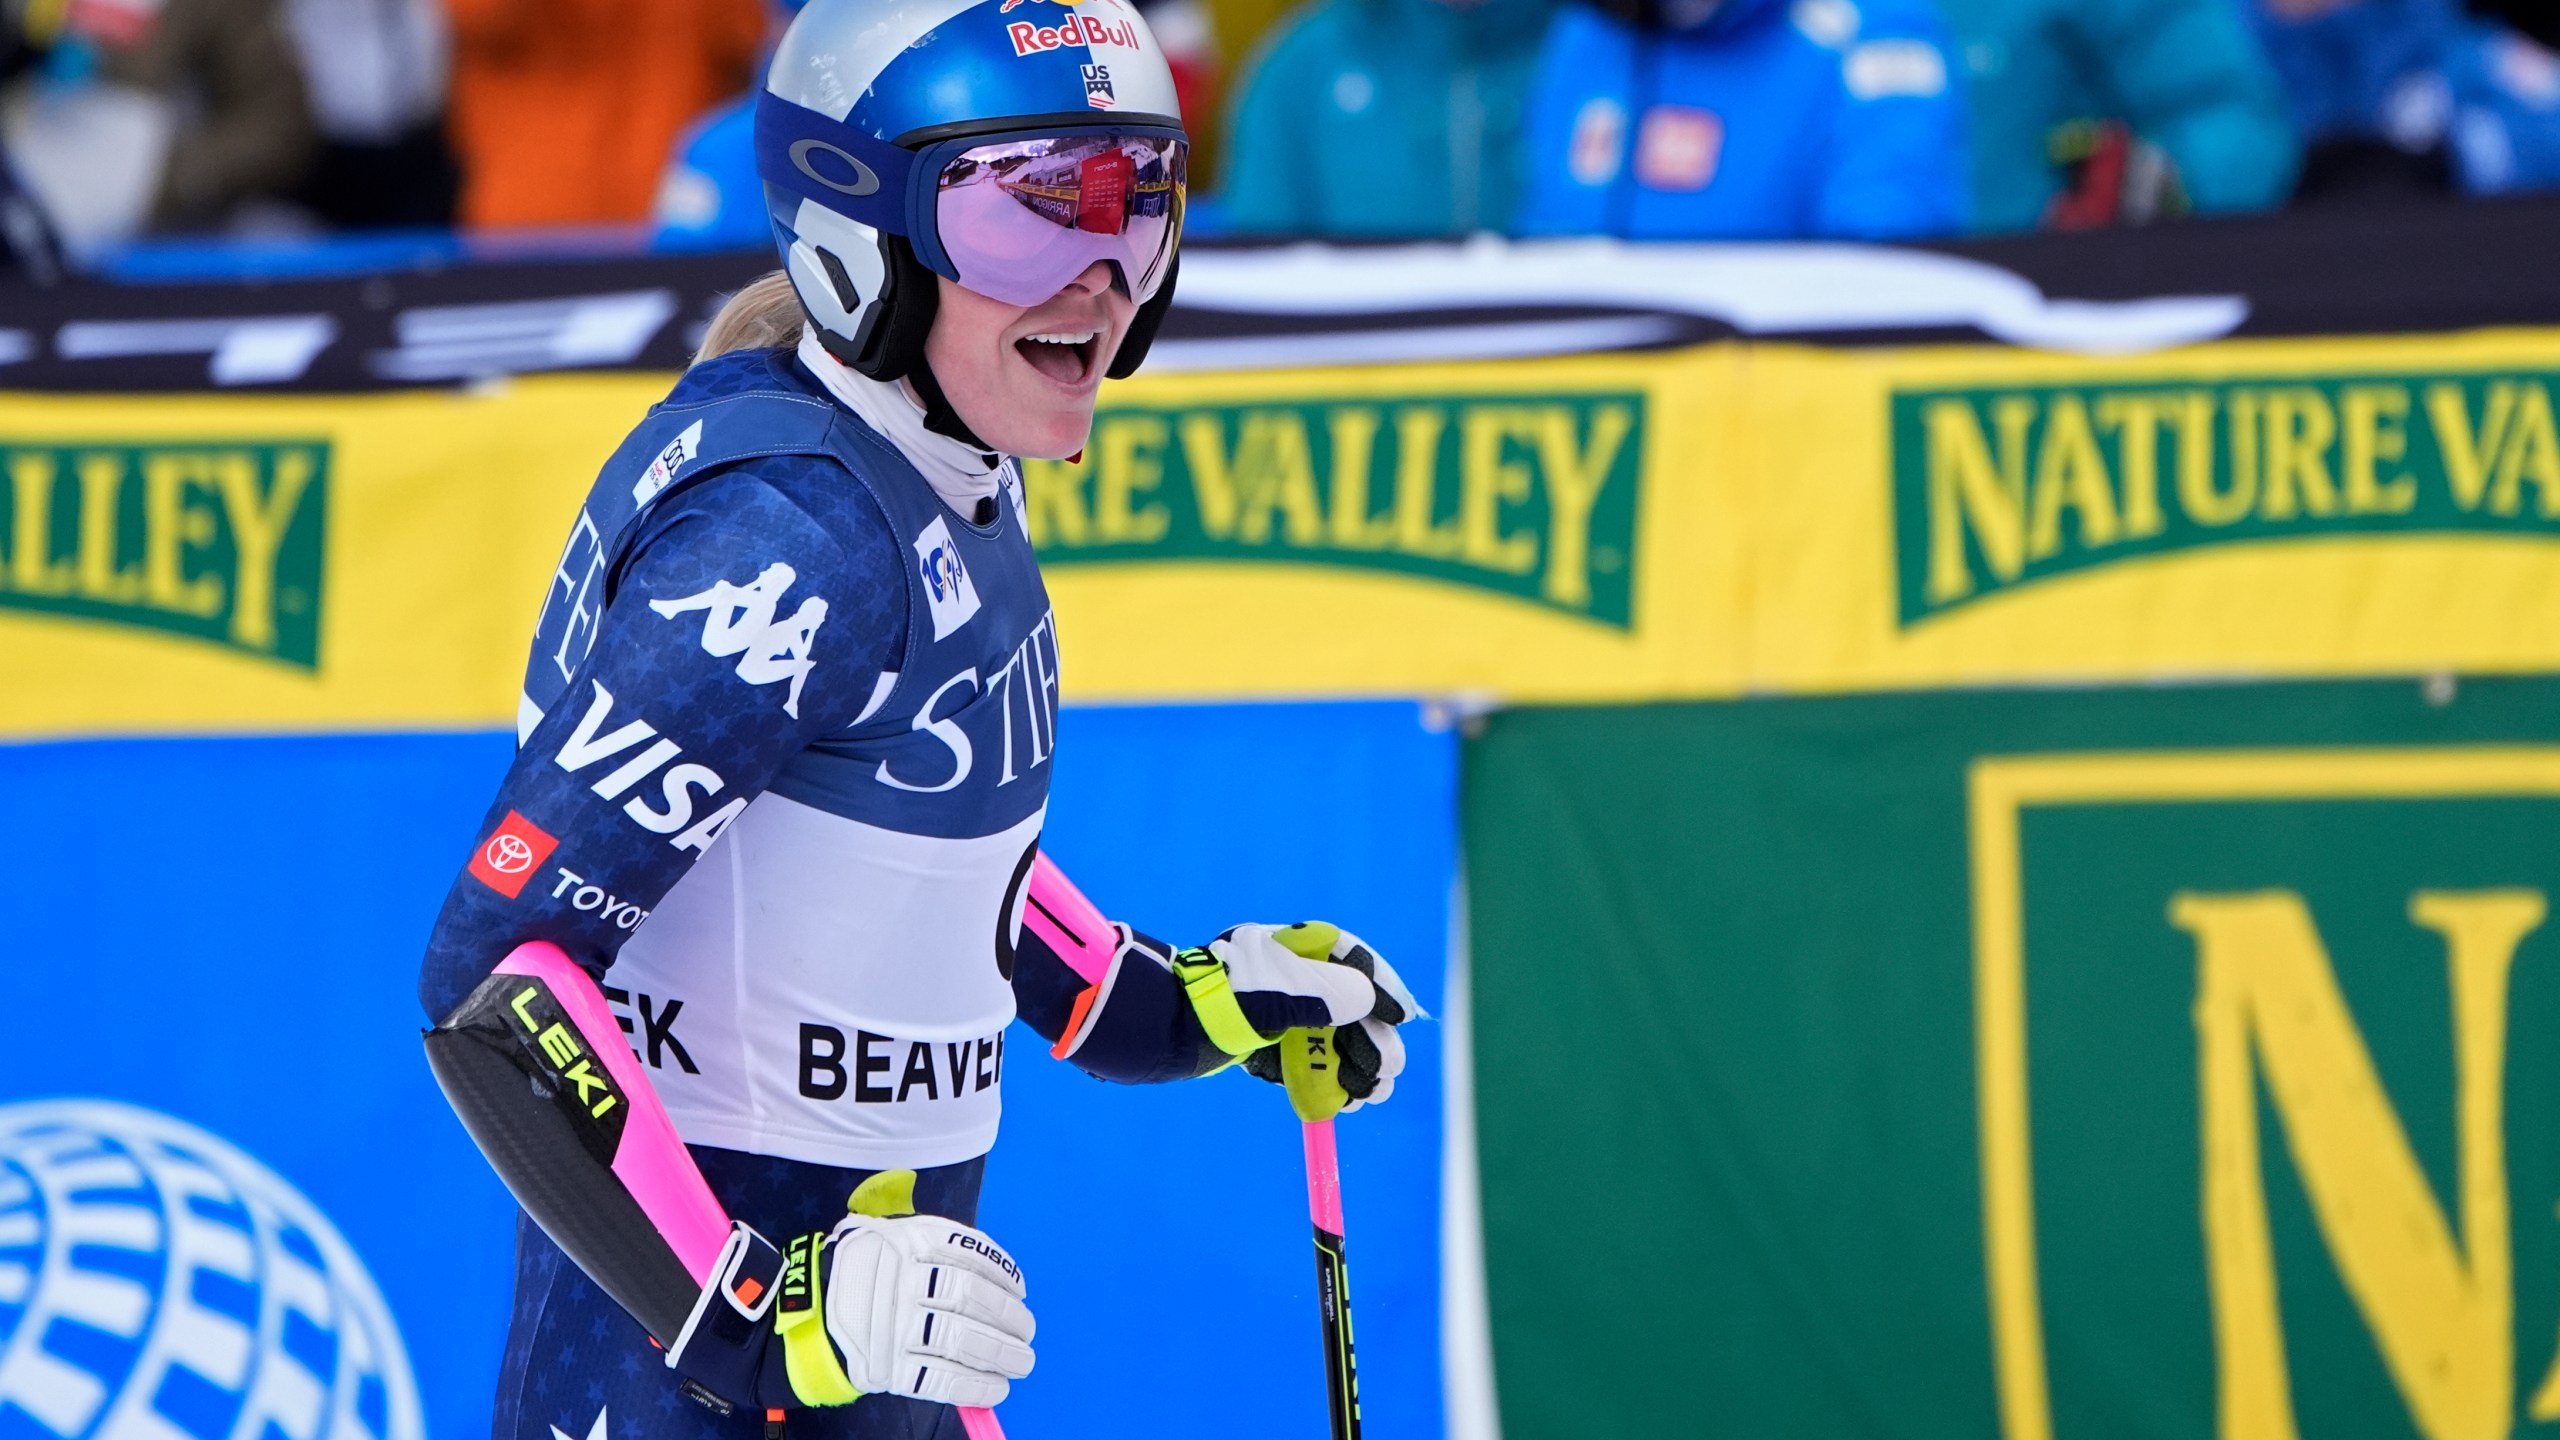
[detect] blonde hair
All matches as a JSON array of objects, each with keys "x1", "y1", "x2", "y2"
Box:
[{"x1": 696, "y1": 270, "x2": 806, "y2": 362}]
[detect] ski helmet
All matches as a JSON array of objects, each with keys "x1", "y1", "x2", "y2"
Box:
[{"x1": 754, "y1": 0, "x2": 1187, "y2": 385}]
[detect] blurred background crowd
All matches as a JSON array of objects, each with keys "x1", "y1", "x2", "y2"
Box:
[{"x1": 1, "y1": 0, "x2": 2556, "y2": 276}]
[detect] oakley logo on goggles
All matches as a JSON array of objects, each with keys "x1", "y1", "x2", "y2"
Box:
[{"x1": 756, "y1": 95, "x2": 1183, "y2": 309}]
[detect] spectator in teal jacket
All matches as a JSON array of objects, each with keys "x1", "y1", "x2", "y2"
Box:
[
  {"x1": 1937, "y1": 0, "x2": 2301, "y2": 231},
  {"x1": 1216, "y1": 0, "x2": 1553, "y2": 235}
]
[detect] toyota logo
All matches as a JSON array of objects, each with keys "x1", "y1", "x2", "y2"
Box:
[
  {"x1": 485, "y1": 833, "x2": 537, "y2": 874},
  {"x1": 790, "y1": 139, "x2": 882, "y2": 198}
]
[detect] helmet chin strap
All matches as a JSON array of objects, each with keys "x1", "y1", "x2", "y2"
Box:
[
  {"x1": 804, "y1": 234, "x2": 997, "y2": 453},
  {"x1": 904, "y1": 360, "x2": 996, "y2": 455}
]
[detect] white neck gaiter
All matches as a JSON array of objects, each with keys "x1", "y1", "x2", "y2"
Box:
[{"x1": 796, "y1": 328, "x2": 1004, "y2": 520}]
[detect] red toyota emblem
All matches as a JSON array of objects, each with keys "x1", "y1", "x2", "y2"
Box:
[
  {"x1": 469, "y1": 811, "x2": 558, "y2": 898},
  {"x1": 484, "y1": 833, "x2": 537, "y2": 874}
]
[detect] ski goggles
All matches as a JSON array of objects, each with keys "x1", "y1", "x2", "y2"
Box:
[
  {"x1": 754, "y1": 97, "x2": 1185, "y2": 310},
  {"x1": 907, "y1": 129, "x2": 1185, "y2": 308}
]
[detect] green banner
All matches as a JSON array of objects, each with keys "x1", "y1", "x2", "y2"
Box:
[
  {"x1": 1892, "y1": 372, "x2": 2560, "y2": 624},
  {"x1": 0, "y1": 439, "x2": 330, "y2": 666},
  {"x1": 1464, "y1": 679, "x2": 2560, "y2": 1440},
  {"x1": 1020, "y1": 392, "x2": 1645, "y2": 625}
]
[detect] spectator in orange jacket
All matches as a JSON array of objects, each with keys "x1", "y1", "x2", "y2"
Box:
[{"x1": 446, "y1": 0, "x2": 763, "y2": 228}]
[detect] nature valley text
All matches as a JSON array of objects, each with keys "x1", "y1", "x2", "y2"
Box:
[
  {"x1": 0, "y1": 440, "x2": 329, "y2": 666},
  {"x1": 1023, "y1": 394, "x2": 1645, "y2": 627},
  {"x1": 1893, "y1": 371, "x2": 2560, "y2": 623}
]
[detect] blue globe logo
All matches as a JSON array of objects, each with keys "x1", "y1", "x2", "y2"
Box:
[{"x1": 0, "y1": 1101, "x2": 423, "y2": 1440}]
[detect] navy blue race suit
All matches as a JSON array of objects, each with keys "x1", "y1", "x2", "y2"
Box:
[{"x1": 419, "y1": 346, "x2": 1238, "y2": 1440}]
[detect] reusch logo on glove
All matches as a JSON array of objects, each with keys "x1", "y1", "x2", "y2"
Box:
[
  {"x1": 950, "y1": 1231, "x2": 1020, "y2": 1284},
  {"x1": 469, "y1": 810, "x2": 559, "y2": 898}
]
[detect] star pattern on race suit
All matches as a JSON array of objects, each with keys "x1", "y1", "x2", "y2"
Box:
[
  {"x1": 491, "y1": 1153, "x2": 995, "y2": 1440},
  {"x1": 453, "y1": 352, "x2": 1019, "y2": 1440},
  {"x1": 550, "y1": 1407, "x2": 610, "y2": 1440},
  {"x1": 419, "y1": 440, "x2": 912, "y2": 1016}
]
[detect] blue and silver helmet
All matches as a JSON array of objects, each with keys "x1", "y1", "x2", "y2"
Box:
[{"x1": 755, "y1": 0, "x2": 1188, "y2": 381}]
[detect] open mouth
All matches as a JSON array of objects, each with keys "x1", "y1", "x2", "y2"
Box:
[{"x1": 1015, "y1": 329, "x2": 1102, "y2": 386}]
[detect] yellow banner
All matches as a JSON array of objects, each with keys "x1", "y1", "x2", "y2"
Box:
[{"x1": 5, "y1": 329, "x2": 2558, "y2": 738}]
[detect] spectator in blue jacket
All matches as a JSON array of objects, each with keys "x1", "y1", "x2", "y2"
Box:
[
  {"x1": 2442, "y1": 20, "x2": 2560, "y2": 195},
  {"x1": 1511, "y1": 0, "x2": 1967, "y2": 240},
  {"x1": 654, "y1": 94, "x2": 761, "y2": 250},
  {"x1": 651, "y1": 0, "x2": 805, "y2": 251},
  {"x1": 2247, "y1": 0, "x2": 2560, "y2": 199},
  {"x1": 1939, "y1": 0, "x2": 2297, "y2": 231},
  {"x1": 1217, "y1": 0, "x2": 1553, "y2": 236},
  {"x1": 2252, "y1": 0, "x2": 2450, "y2": 142},
  {"x1": 2249, "y1": 0, "x2": 2457, "y2": 195}
]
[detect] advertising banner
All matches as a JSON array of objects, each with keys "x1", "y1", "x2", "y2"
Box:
[
  {"x1": 1463, "y1": 680, "x2": 2560, "y2": 1440},
  {"x1": 9, "y1": 327, "x2": 2558, "y2": 740},
  {"x1": 8, "y1": 219, "x2": 2560, "y2": 1440}
]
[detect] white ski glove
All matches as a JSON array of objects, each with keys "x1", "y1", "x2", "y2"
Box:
[
  {"x1": 777, "y1": 1171, "x2": 1036, "y2": 1409},
  {"x1": 1191, "y1": 921, "x2": 1422, "y2": 1112}
]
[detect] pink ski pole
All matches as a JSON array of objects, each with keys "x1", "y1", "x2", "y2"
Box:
[
  {"x1": 1298, "y1": 1111, "x2": 1362, "y2": 1440},
  {"x1": 1273, "y1": 928, "x2": 1363, "y2": 1440}
]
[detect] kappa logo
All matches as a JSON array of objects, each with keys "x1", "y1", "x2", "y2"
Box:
[
  {"x1": 631, "y1": 420, "x2": 705, "y2": 505},
  {"x1": 913, "y1": 516, "x2": 982, "y2": 640},
  {"x1": 650, "y1": 562, "x2": 829, "y2": 718},
  {"x1": 469, "y1": 810, "x2": 559, "y2": 898}
]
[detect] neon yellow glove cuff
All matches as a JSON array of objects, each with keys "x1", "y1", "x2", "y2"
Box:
[{"x1": 1172, "y1": 948, "x2": 1274, "y2": 1058}]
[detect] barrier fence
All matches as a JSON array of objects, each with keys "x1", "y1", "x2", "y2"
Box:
[{"x1": 3, "y1": 204, "x2": 2558, "y2": 1440}]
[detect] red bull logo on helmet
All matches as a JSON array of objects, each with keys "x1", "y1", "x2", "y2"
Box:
[
  {"x1": 1007, "y1": 7, "x2": 1142, "y2": 56},
  {"x1": 997, "y1": 0, "x2": 1083, "y2": 11}
]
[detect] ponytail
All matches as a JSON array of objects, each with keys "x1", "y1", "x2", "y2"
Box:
[{"x1": 695, "y1": 271, "x2": 805, "y2": 362}]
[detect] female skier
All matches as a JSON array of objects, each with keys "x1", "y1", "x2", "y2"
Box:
[{"x1": 415, "y1": 1, "x2": 1419, "y2": 1435}]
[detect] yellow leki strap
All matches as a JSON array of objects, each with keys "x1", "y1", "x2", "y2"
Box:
[
  {"x1": 774, "y1": 1232, "x2": 861, "y2": 1407},
  {"x1": 1172, "y1": 948, "x2": 1274, "y2": 1058}
]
